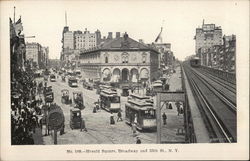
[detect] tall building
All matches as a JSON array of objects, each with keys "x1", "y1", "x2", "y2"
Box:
[
  {"x1": 26, "y1": 42, "x2": 41, "y2": 68},
  {"x1": 26, "y1": 42, "x2": 48, "y2": 69},
  {"x1": 42, "y1": 47, "x2": 49, "y2": 67},
  {"x1": 74, "y1": 28, "x2": 100, "y2": 50},
  {"x1": 151, "y1": 43, "x2": 171, "y2": 66},
  {"x1": 223, "y1": 35, "x2": 236, "y2": 72},
  {"x1": 194, "y1": 20, "x2": 223, "y2": 65},
  {"x1": 63, "y1": 31, "x2": 74, "y2": 50}
]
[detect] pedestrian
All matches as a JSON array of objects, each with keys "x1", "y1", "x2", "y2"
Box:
[
  {"x1": 132, "y1": 122, "x2": 137, "y2": 136},
  {"x1": 162, "y1": 112, "x2": 167, "y2": 125},
  {"x1": 117, "y1": 110, "x2": 122, "y2": 122},
  {"x1": 166, "y1": 102, "x2": 169, "y2": 110},
  {"x1": 134, "y1": 114, "x2": 138, "y2": 124},
  {"x1": 80, "y1": 118, "x2": 87, "y2": 132},
  {"x1": 110, "y1": 112, "x2": 115, "y2": 125},
  {"x1": 168, "y1": 102, "x2": 173, "y2": 109},
  {"x1": 93, "y1": 106, "x2": 97, "y2": 113},
  {"x1": 180, "y1": 107, "x2": 184, "y2": 114},
  {"x1": 176, "y1": 102, "x2": 180, "y2": 115},
  {"x1": 60, "y1": 124, "x2": 65, "y2": 135},
  {"x1": 136, "y1": 136, "x2": 141, "y2": 144}
]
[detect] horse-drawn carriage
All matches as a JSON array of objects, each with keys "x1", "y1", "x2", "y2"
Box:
[
  {"x1": 73, "y1": 91, "x2": 85, "y2": 110},
  {"x1": 61, "y1": 89, "x2": 72, "y2": 104},
  {"x1": 70, "y1": 108, "x2": 82, "y2": 130}
]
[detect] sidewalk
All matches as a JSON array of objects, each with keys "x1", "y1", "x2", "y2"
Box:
[
  {"x1": 32, "y1": 128, "x2": 44, "y2": 145},
  {"x1": 160, "y1": 66, "x2": 185, "y2": 143}
]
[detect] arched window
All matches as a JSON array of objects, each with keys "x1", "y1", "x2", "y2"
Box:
[
  {"x1": 105, "y1": 56, "x2": 108, "y2": 63},
  {"x1": 122, "y1": 52, "x2": 129, "y2": 63}
]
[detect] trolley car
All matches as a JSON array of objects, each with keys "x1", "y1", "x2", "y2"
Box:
[
  {"x1": 100, "y1": 89, "x2": 121, "y2": 112},
  {"x1": 125, "y1": 94, "x2": 156, "y2": 131},
  {"x1": 96, "y1": 84, "x2": 112, "y2": 94}
]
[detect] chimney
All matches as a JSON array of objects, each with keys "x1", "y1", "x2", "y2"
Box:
[
  {"x1": 139, "y1": 39, "x2": 144, "y2": 44},
  {"x1": 108, "y1": 32, "x2": 113, "y2": 39},
  {"x1": 123, "y1": 32, "x2": 128, "y2": 40},
  {"x1": 116, "y1": 32, "x2": 120, "y2": 38}
]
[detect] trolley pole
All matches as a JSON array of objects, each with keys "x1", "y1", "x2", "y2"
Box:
[{"x1": 156, "y1": 93, "x2": 161, "y2": 143}]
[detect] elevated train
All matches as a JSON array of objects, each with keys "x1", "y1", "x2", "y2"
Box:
[{"x1": 190, "y1": 56, "x2": 201, "y2": 67}]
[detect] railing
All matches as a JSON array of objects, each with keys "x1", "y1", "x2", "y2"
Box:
[{"x1": 201, "y1": 66, "x2": 236, "y2": 85}]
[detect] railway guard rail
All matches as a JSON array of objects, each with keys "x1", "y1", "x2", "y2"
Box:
[
  {"x1": 200, "y1": 66, "x2": 236, "y2": 84},
  {"x1": 180, "y1": 65, "x2": 196, "y2": 143}
]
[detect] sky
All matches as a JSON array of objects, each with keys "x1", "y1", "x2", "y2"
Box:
[{"x1": 2, "y1": 0, "x2": 249, "y2": 60}]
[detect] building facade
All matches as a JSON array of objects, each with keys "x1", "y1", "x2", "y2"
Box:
[
  {"x1": 26, "y1": 42, "x2": 49, "y2": 69},
  {"x1": 194, "y1": 20, "x2": 223, "y2": 65},
  {"x1": 150, "y1": 43, "x2": 173, "y2": 66},
  {"x1": 41, "y1": 47, "x2": 49, "y2": 67},
  {"x1": 74, "y1": 29, "x2": 101, "y2": 50},
  {"x1": 63, "y1": 31, "x2": 74, "y2": 50},
  {"x1": 26, "y1": 42, "x2": 41, "y2": 68},
  {"x1": 79, "y1": 33, "x2": 160, "y2": 83},
  {"x1": 197, "y1": 34, "x2": 236, "y2": 73}
]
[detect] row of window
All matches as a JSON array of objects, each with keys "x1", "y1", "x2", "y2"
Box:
[
  {"x1": 104, "y1": 55, "x2": 147, "y2": 63},
  {"x1": 75, "y1": 36, "x2": 96, "y2": 39}
]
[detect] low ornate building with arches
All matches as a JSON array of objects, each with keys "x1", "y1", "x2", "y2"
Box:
[{"x1": 79, "y1": 33, "x2": 160, "y2": 84}]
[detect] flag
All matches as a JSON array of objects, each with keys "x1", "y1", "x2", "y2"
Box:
[
  {"x1": 9, "y1": 18, "x2": 16, "y2": 38},
  {"x1": 14, "y1": 17, "x2": 23, "y2": 36},
  {"x1": 155, "y1": 27, "x2": 163, "y2": 43}
]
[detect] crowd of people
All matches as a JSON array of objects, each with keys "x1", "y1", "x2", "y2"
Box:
[{"x1": 11, "y1": 70, "x2": 44, "y2": 145}]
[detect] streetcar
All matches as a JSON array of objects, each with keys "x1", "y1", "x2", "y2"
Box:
[
  {"x1": 96, "y1": 84, "x2": 112, "y2": 94},
  {"x1": 125, "y1": 94, "x2": 156, "y2": 131},
  {"x1": 68, "y1": 77, "x2": 78, "y2": 87},
  {"x1": 190, "y1": 56, "x2": 201, "y2": 67},
  {"x1": 100, "y1": 89, "x2": 121, "y2": 112}
]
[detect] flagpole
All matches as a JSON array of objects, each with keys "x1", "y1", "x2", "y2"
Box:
[{"x1": 14, "y1": 6, "x2": 16, "y2": 23}]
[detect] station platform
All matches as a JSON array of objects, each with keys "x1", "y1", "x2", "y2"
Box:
[
  {"x1": 160, "y1": 65, "x2": 185, "y2": 143},
  {"x1": 182, "y1": 65, "x2": 210, "y2": 143}
]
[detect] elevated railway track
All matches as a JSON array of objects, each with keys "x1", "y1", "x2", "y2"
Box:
[{"x1": 183, "y1": 62, "x2": 236, "y2": 143}]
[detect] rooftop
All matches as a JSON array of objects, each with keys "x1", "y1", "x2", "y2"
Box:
[{"x1": 80, "y1": 33, "x2": 160, "y2": 54}]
